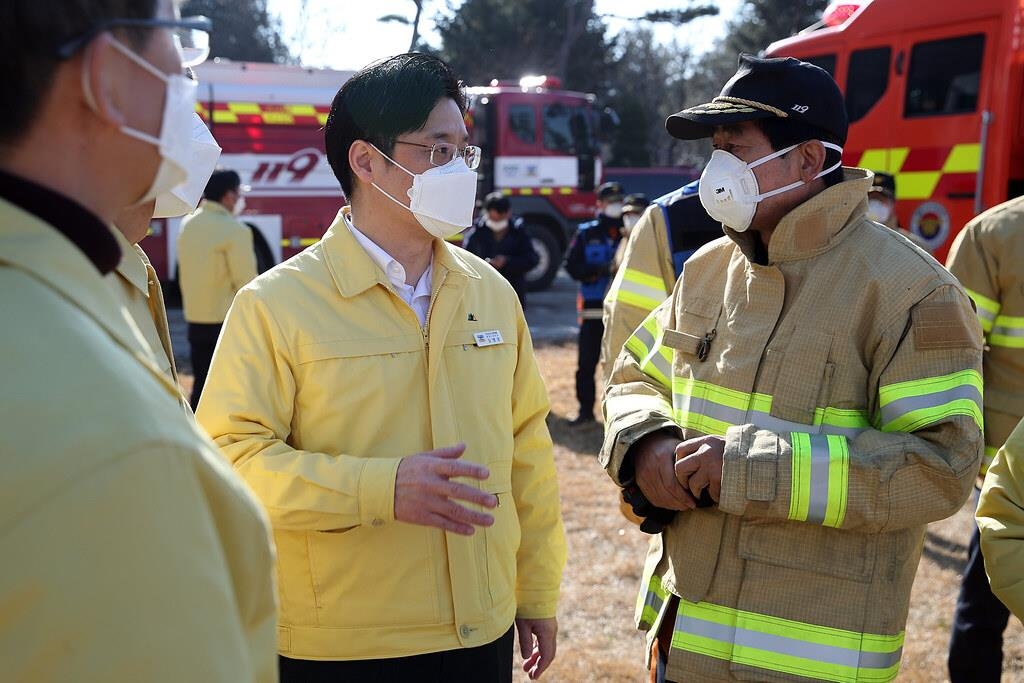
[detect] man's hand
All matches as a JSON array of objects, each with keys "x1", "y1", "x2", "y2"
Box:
[
  {"x1": 394, "y1": 443, "x2": 497, "y2": 535},
  {"x1": 516, "y1": 616, "x2": 557, "y2": 680},
  {"x1": 674, "y1": 436, "x2": 726, "y2": 503},
  {"x1": 633, "y1": 432, "x2": 696, "y2": 511},
  {"x1": 488, "y1": 254, "x2": 508, "y2": 269}
]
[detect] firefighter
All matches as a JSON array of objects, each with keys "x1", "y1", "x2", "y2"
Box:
[
  {"x1": 111, "y1": 112, "x2": 221, "y2": 400},
  {"x1": 0, "y1": 2, "x2": 276, "y2": 680},
  {"x1": 176, "y1": 168, "x2": 258, "y2": 409},
  {"x1": 564, "y1": 180, "x2": 625, "y2": 425},
  {"x1": 601, "y1": 182, "x2": 723, "y2": 384},
  {"x1": 196, "y1": 53, "x2": 566, "y2": 682},
  {"x1": 464, "y1": 190, "x2": 539, "y2": 306},
  {"x1": 601, "y1": 54, "x2": 983, "y2": 682},
  {"x1": 945, "y1": 194, "x2": 1024, "y2": 683},
  {"x1": 866, "y1": 171, "x2": 933, "y2": 253},
  {"x1": 977, "y1": 416, "x2": 1024, "y2": 620}
]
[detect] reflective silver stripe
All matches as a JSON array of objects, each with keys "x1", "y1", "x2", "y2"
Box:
[
  {"x1": 675, "y1": 613, "x2": 903, "y2": 671},
  {"x1": 647, "y1": 348, "x2": 672, "y2": 383},
  {"x1": 580, "y1": 308, "x2": 604, "y2": 319},
  {"x1": 632, "y1": 324, "x2": 656, "y2": 354},
  {"x1": 619, "y1": 278, "x2": 668, "y2": 305},
  {"x1": 880, "y1": 384, "x2": 983, "y2": 427},
  {"x1": 807, "y1": 434, "x2": 831, "y2": 525},
  {"x1": 991, "y1": 322, "x2": 1024, "y2": 339},
  {"x1": 752, "y1": 411, "x2": 867, "y2": 439},
  {"x1": 674, "y1": 393, "x2": 869, "y2": 438},
  {"x1": 977, "y1": 307, "x2": 996, "y2": 329},
  {"x1": 643, "y1": 588, "x2": 665, "y2": 615}
]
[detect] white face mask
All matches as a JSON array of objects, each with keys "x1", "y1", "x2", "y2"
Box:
[
  {"x1": 485, "y1": 218, "x2": 509, "y2": 232},
  {"x1": 233, "y1": 195, "x2": 246, "y2": 216},
  {"x1": 622, "y1": 213, "x2": 640, "y2": 232},
  {"x1": 603, "y1": 202, "x2": 624, "y2": 219},
  {"x1": 370, "y1": 143, "x2": 478, "y2": 239},
  {"x1": 698, "y1": 141, "x2": 844, "y2": 232},
  {"x1": 87, "y1": 37, "x2": 199, "y2": 205},
  {"x1": 153, "y1": 113, "x2": 222, "y2": 218},
  {"x1": 866, "y1": 196, "x2": 894, "y2": 225}
]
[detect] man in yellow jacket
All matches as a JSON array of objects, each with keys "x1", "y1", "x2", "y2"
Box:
[
  {"x1": 978, "y1": 417, "x2": 1024, "y2": 620},
  {"x1": 0, "y1": 3, "x2": 277, "y2": 681},
  {"x1": 177, "y1": 167, "x2": 258, "y2": 408},
  {"x1": 602, "y1": 54, "x2": 983, "y2": 683},
  {"x1": 945, "y1": 194, "x2": 1024, "y2": 682},
  {"x1": 197, "y1": 53, "x2": 566, "y2": 682}
]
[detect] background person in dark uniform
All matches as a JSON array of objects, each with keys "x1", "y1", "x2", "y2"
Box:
[
  {"x1": 464, "y1": 191, "x2": 539, "y2": 306},
  {"x1": 564, "y1": 181, "x2": 625, "y2": 425}
]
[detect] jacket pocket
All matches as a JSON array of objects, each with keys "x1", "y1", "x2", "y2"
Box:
[
  {"x1": 665, "y1": 297, "x2": 722, "y2": 360},
  {"x1": 481, "y1": 490, "x2": 521, "y2": 609},
  {"x1": 768, "y1": 330, "x2": 835, "y2": 425},
  {"x1": 296, "y1": 335, "x2": 423, "y2": 363},
  {"x1": 738, "y1": 519, "x2": 876, "y2": 582}
]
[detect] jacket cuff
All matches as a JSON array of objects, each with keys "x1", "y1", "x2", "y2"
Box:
[
  {"x1": 600, "y1": 412, "x2": 681, "y2": 486},
  {"x1": 515, "y1": 591, "x2": 560, "y2": 620},
  {"x1": 358, "y1": 457, "x2": 403, "y2": 527},
  {"x1": 720, "y1": 425, "x2": 784, "y2": 516}
]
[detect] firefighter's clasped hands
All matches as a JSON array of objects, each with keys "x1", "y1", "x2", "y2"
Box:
[{"x1": 632, "y1": 432, "x2": 725, "y2": 510}]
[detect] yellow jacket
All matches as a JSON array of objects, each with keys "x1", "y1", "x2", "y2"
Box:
[
  {"x1": 602, "y1": 170, "x2": 983, "y2": 682},
  {"x1": 111, "y1": 229, "x2": 184, "y2": 394},
  {"x1": 946, "y1": 194, "x2": 1024, "y2": 471},
  {"x1": 197, "y1": 208, "x2": 566, "y2": 660},
  {"x1": 978, "y1": 416, "x2": 1024, "y2": 618},
  {"x1": 177, "y1": 200, "x2": 257, "y2": 323},
  {"x1": 0, "y1": 199, "x2": 278, "y2": 682}
]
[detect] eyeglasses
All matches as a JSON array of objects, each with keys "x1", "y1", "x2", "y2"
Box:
[
  {"x1": 56, "y1": 16, "x2": 212, "y2": 67},
  {"x1": 393, "y1": 140, "x2": 482, "y2": 170}
]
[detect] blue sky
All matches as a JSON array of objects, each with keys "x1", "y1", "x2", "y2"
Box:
[{"x1": 267, "y1": 0, "x2": 743, "y2": 72}]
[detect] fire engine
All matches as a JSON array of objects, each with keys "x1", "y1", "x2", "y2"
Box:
[
  {"x1": 144, "y1": 62, "x2": 613, "y2": 292},
  {"x1": 766, "y1": 0, "x2": 1024, "y2": 261}
]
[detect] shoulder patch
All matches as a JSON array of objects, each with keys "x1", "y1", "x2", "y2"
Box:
[{"x1": 913, "y1": 301, "x2": 980, "y2": 350}]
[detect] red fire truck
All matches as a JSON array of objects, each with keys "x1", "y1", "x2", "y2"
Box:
[
  {"x1": 766, "y1": 0, "x2": 1024, "y2": 261},
  {"x1": 144, "y1": 63, "x2": 612, "y2": 291}
]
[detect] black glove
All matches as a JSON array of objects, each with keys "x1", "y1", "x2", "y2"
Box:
[{"x1": 622, "y1": 483, "x2": 715, "y2": 534}]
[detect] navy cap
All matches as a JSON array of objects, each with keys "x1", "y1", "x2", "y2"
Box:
[
  {"x1": 597, "y1": 181, "x2": 624, "y2": 201},
  {"x1": 666, "y1": 54, "x2": 848, "y2": 144},
  {"x1": 622, "y1": 193, "x2": 650, "y2": 213}
]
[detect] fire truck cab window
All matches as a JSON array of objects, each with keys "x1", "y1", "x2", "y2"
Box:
[
  {"x1": 543, "y1": 102, "x2": 592, "y2": 154},
  {"x1": 905, "y1": 34, "x2": 984, "y2": 117},
  {"x1": 803, "y1": 54, "x2": 836, "y2": 78},
  {"x1": 846, "y1": 47, "x2": 890, "y2": 123},
  {"x1": 508, "y1": 104, "x2": 537, "y2": 144}
]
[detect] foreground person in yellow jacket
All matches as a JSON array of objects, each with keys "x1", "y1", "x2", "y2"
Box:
[
  {"x1": 198, "y1": 53, "x2": 566, "y2": 682},
  {"x1": 601, "y1": 55, "x2": 983, "y2": 683},
  {"x1": 0, "y1": 3, "x2": 277, "y2": 681},
  {"x1": 978, "y1": 417, "x2": 1024, "y2": 619}
]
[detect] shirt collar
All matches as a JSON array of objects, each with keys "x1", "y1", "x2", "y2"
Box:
[
  {"x1": 344, "y1": 210, "x2": 433, "y2": 293},
  {"x1": 0, "y1": 169, "x2": 120, "y2": 274}
]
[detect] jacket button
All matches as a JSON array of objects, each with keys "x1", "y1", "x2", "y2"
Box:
[
  {"x1": 460, "y1": 625, "x2": 472, "y2": 637},
  {"x1": 371, "y1": 518, "x2": 383, "y2": 527}
]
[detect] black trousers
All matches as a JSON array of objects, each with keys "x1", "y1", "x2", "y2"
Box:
[
  {"x1": 187, "y1": 322, "x2": 222, "y2": 410},
  {"x1": 278, "y1": 626, "x2": 514, "y2": 683},
  {"x1": 948, "y1": 525, "x2": 1010, "y2": 682},
  {"x1": 576, "y1": 317, "x2": 604, "y2": 416}
]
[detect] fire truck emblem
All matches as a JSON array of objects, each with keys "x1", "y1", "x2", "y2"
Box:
[{"x1": 910, "y1": 201, "x2": 951, "y2": 249}]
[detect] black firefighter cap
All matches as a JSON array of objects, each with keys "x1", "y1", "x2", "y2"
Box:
[
  {"x1": 666, "y1": 54, "x2": 848, "y2": 145},
  {"x1": 597, "y1": 181, "x2": 624, "y2": 201}
]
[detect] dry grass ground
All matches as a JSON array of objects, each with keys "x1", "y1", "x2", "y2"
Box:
[{"x1": 180, "y1": 343, "x2": 1024, "y2": 682}]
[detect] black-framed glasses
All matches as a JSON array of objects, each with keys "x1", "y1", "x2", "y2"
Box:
[
  {"x1": 56, "y1": 16, "x2": 212, "y2": 67},
  {"x1": 393, "y1": 140, "x2": 482, "y2": 170}
]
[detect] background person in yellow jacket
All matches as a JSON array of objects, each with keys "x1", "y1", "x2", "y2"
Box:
[
  {"x1": 601, "y1": 54, "x2": 983, "y2": 683},
  {"x1": 0, "y1": 2, "x2": 278, "y2": 681},
  {"x1": 177, "y1": 167, "x2": 257, "y2": 408},
  {"x1": 945, "y1": 194, "x2": 1024, "y2": 682},
  {"x1": 978, "y1": 417, "x2": 1024, "y2": 621},
  {"x1": 196, "y1": 52, "x2": 566, "y2": 683}
]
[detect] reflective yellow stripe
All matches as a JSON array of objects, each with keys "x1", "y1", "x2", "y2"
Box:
[
  {"x1": 670, "y1": 377, "x2": 871, "y2": 438},
  {"x1": 616, "y1": 268, "x2": 669, "y2": 312},
  {"x1": 991, "y1": 314, "x2": 1024, "y2": 348},
  {"x1": 878, "y1": 370, "x2": 983, "y2": 432},
  {"x1": 625, "y1": 314, "x2": 672, "y2": 389},
  {"x1": 963, "y1": 287, "x2": 1000, "y2": 333},
  {"x1": 790, "y1": 433, "x2": 849, "y2": 527},
  {"x1": 638, "y1": 574, "x2": 668, "y2": 630},
  {"x1": 670, "y1": 598, "x2": 903, "y2": 682}
]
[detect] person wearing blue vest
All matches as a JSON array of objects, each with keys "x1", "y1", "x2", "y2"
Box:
[{"x1": 564, "y1": 181, "x2": 625, "y2": 425}]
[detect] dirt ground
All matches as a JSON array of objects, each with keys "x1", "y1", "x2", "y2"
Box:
[{"x1": 179, "y1": 343, "x2": 1023, "y2": 682}]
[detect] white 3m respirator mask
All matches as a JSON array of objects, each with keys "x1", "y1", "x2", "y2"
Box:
[
  {"x1": 698, "y1": 141, "x2": 843, "y2": 232},
  {"x1": 153, "y1": 113, "x2": 222, "y2": 218},
  {"x1": 370, "y1": 144, "x2": 478, "y2": 239}
]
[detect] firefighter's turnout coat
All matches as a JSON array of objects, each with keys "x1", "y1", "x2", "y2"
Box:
[
  {"x1": 601, "y1": 170, "x2": 984, "y2": 682},
  {"x1": 946, "y1": 194, "x2": 1024, "y2": 472}
]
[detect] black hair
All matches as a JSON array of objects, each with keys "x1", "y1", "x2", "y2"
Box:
[
  {"x1": 483, "y1": 191, "x2": 510, "y2": 213},
  {"x1": 754, "y1": 117, "x2": 844, "y2": 187},
  {"x1": 0, "y1": 0, "x2": 157, "y2": 148},
  {"x1": 204, "y1": 170, "x2": 241, "y2": 202},
  {"x1": 324, "y1": 52, "x2": 466, "y2": 198}
]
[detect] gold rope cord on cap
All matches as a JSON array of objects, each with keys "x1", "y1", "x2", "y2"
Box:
[{"x1": 713, "y1": 96, "x2": 789, "y2": 118}]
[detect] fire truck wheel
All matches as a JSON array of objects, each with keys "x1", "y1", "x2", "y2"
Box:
[{"x1": 524, "y1": 224, "x2": 561, "y2": 292}]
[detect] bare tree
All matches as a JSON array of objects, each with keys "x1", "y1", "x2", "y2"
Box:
[{"x1": 379, "y1": 0, "x2": 426, "y2": 52}]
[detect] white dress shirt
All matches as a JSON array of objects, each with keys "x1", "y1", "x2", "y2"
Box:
[{"x1": 345, "y1": 214, "x2": 433, "y2": 326}]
